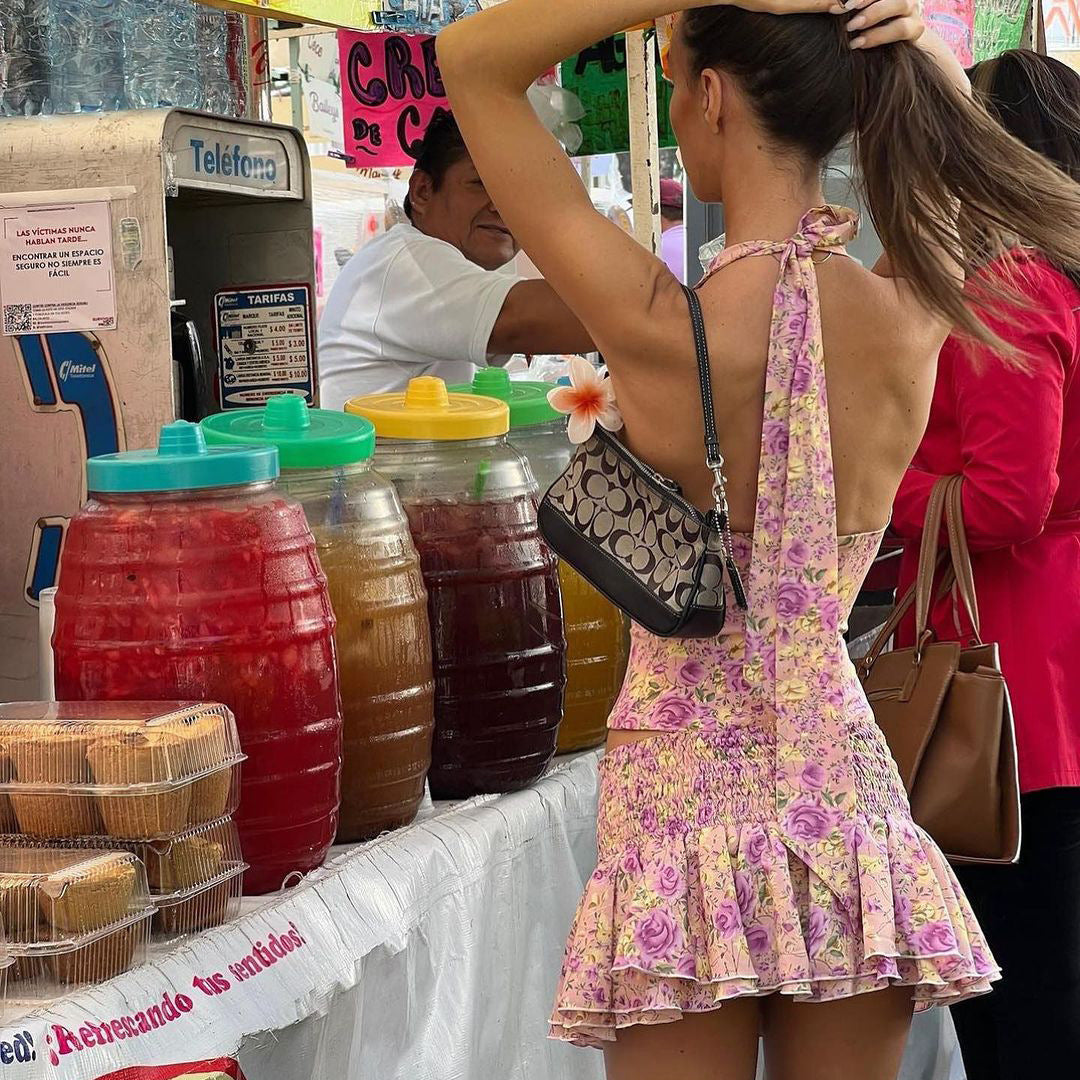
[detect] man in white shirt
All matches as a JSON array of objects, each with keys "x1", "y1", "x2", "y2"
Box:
[{"x1": 318, "y1": 110, "x2": 593, "y2": 408}]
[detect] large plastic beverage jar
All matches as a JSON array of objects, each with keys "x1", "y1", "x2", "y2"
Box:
[
  {"x1": 202, "y1": 396, "x2": 434, "y2": 842},
  {"x1": 451, "y1": 369, "x2": 629, "y2": 753},
  {"x1": 52, "y1": 420, "x2": 342, "y2": 894},
  {"x1": 347, "y1": 377, "x2": 566, "y2": 799}
]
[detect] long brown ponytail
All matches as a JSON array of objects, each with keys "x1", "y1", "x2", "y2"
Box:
[{"x1": 681, "y1": 11, "x2": 1080, "y2": 345}]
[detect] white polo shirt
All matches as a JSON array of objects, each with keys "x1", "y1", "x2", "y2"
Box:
[{"x1": 317, "y1": 223, "x2": 523, "y2": 410}]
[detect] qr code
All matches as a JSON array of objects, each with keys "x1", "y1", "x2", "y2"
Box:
[{"x1": 3, "y1": 304, "x2": 32, "y2": 334}]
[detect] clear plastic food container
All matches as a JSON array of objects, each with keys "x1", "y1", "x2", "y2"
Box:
[
  {"x1": 0, "y1": 702, "x2": 244, "y2": 841},
  {"x1": 0, "y1": 817, "x2": 246, "y2": 942},
  {"x1": 347, "y1": 377, "x2": 567, "y2": 799},
  {"x1": 148, "y1": 819, "x2": 245, "y2": 939},
  {"x1": 202, "y1": 396, "x2": 435, "y2": 842},
  {"x1": 450, "y1": 369, "x2": 630, "y2": 753},
  {"x1": 0, "y1": 848, "x2": 153, "y2": 996},
  {"x1": 52, "y1": 421, "x2": 342, "y2": 895}
]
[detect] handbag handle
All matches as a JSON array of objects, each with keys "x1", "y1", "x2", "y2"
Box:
[
  {"x1": 858, "y1": 474, "x2": 981, "y2": 675},
  {"x1": 859, "y1": 475, "x2": 954, "y2": 675},
  {"x1": 913, "y1": 476, "x2": 957, "y2": 644},
  {"x1": 944, "y1": 477, "x2": 982, "y2": 642}
]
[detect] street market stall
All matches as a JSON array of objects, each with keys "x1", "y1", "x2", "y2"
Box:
[
  {"x1": 0, "y1": 1, "x2": 1047, "y2": 1077},
  {"x1": 0, "y1": 749, "x2": 960, "y2": 1080}
]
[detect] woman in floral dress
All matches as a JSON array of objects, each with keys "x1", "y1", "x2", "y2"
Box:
[{"x1": 436, "y1": 0, "x2": 1080, "y2": 1076}]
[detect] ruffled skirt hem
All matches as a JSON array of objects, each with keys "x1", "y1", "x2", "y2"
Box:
[
  {"x1": 549, "y1": 812, "x2": 999, "y2": 1049},
  {"x1": 551, "y1": 963, "x2": 999, "y2": 1048}
]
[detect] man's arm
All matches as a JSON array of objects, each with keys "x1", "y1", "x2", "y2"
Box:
[{"x1": 488, "y1": 279, "x2": 595, "y2": 356}]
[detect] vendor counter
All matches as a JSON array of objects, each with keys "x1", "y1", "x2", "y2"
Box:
[{"x1": 0, "y1": 750, "x2": 964, "y2": 1080}]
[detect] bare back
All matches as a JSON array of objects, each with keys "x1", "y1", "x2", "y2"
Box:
[{"x1": 607, "y1": 239, "x2": 945, "y2": 537}]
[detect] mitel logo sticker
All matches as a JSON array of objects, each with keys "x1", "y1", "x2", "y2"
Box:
[{"x1": 58, "y1": 359, "x2": 96, "y2": 380}]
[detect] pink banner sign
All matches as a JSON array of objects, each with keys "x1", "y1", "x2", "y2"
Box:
[
  {"x1": 923, "y1": 0, "x2": 975, "y2": 65},
  {"x1": 338, "y1": 31, "x2": 447, "y2": 168}
]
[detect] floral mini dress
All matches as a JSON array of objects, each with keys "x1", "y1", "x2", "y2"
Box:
[{"x1": 549, "y1": 207, "x2": 998, "y2": 1048}]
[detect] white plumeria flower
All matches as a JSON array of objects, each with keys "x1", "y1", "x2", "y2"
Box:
[{"x1": 547, "y1": 356, "x2": 623, "y2": 444}]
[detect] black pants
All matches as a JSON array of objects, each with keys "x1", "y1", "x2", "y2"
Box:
[{"x1": 950, "y1": 787, "x2": 1080, "y2": 1080}]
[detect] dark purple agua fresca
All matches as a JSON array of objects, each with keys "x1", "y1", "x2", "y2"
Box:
[{"x1": 403, "y1": 493, "x2": 566, "y2": 798}]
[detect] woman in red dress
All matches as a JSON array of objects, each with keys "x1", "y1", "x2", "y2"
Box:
[{"x1": 892, "y1": 50, "x2": 1080, "y2": 1080}]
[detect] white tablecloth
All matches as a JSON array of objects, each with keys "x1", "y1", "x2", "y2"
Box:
[{"x1": 0, "y1": 750, "x2": 963, "y2": 1079}]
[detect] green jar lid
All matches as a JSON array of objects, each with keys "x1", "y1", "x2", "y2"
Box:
[
  {"x1": 200, "y1": 394, "x2": 375, "y2": 469},
  {"x1": 448, "y1": 368, "x2": 561, "y2": 429},
  {"x1": 87, "y1": 420, "x2": 279, "y2": 494}
]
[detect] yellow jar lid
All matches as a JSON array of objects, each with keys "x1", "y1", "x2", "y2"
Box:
[{"x1": 345, "y1": 376, "x2": 510, "y2": 441}]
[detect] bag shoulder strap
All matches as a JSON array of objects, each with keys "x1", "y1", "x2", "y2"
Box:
[
  {"x1": 682, "y1": 284, "x2": 724, "y2": 472},
  {"x1": 682, "y1": 284, "x2": 747, "y2": 610},
  {"x1": 944, "y1": 477, "x2": 982, "y2": 640}
]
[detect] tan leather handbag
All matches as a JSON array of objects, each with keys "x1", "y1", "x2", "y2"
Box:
[{"x1": 857, "y1": 475, "x2": 1021, "y2": 864}]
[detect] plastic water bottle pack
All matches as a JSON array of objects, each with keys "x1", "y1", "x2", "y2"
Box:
[
  {"x1": 2, "y1": 0, "x2": 246, "y2": 115},
  {"x1": 45, "y1": 0, "x2": 125, "y2": 112},
  {"x1": 120, "y1": 0, "x2": 199, "y2": 110},
  {"x1": 0, "y1": 0, "x2": 49, "y2": 116},
  {"x1": 196, "y1": 6, "x2": 237, "y2": 116}
]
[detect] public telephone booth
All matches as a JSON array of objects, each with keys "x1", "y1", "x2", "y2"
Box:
[{"x1": 0, "y1": 108, "x2": 316, "y2": 697}]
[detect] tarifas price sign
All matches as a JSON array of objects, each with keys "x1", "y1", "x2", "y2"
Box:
[{"x1": 338, "y1": 31, "x2": 446, "y2": 167}]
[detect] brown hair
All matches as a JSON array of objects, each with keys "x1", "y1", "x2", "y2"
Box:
[
  {"x1": 970, "y1": 50, "x2": 1080, "y2": 291},
  {"x1": 681, "y1": 12, "x2": 1080, "y2": 345}
]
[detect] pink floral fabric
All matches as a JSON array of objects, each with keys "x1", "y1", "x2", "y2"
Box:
[
  {"x1": 550, "y1": 208, "x2": 998, "y2": 1046},
  {"x1": 549, "y1": 732, "x2": 999, "y2": 1046}
]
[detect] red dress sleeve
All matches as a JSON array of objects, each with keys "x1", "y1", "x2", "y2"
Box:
[{"x1": 892, "y1": 261, "x2": 1071, "y2": 551}]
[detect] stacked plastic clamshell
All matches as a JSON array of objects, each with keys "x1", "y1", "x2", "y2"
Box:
[
  {"x1": 0, "y1": 701, "x2": 243, "y2": 839},
  {"x1": 0, "y1": 849, "x2": 153, "y2": 1003},
  {"x1": 0, "y1": 702, "x2": 247, "y2": 961},
  {"x1": 2, "y1": 819, "x2": 246, "y2": 943}
]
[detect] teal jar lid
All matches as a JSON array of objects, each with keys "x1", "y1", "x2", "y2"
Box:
[
  {"x1": 448, "y1": 368, "x2": 561, "y2": 429},
  {"x1": 200, "y1": 393, "x2": 375, "y2": 469},
  {"x1": 87, "y1": 420, "x2": 279, "y2": 494}
]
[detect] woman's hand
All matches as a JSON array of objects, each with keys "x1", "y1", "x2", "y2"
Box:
[
  {"x1": 709, "y1": 0, "x2": 925, "y2": 49},
  {"x1": 834, "y1": 0, "x2": 925, "y2": 49}
]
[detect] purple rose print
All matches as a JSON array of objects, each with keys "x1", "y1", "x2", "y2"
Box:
[
  {"x1": 651, "y1": 864, "x2": 685, "y2": 901},
  {"x1": 791, "y1": 354, "x2": 814, "y2": 396},
  {"x1": 762, "y1": 419, "x2": 790, "y2": 456},
  {"x1": 640, "y1": 807, "x2": 659, "y2": 835},
  {"x1": 784, "y1": 538, "x2": 812, "y2": 567},
  {"x1": 677, "y1": 659, "x2": 708, "y2": 687},
  {"x1": 734, "y1": 870, "x2": 756, "y2": 914},
  {"x1": 745, "y1": 924, "x2": 772, "y2": 955},
  {"x1": 634, "y1": 909, "x2": 683, "y2": 963},
  {"x1": 761, "y1": 510, "x2": 783, "y2": 537},
  {"x1": 806, "y1": 906, "x2": 828, "y2": 953},
  {"x1": 875, "y1": 956, "x2": 896, "y2": 977},
  {"x1": 652, "y1": 693, "x2": 699, "y2": 730},
  {"x1": 783, "y1": 800, "x2": 836, "y2": 843},
  {"x1": 894, "y1": 893, "x2": 914, "y2": 932},
  {"x1": 776, "y1": 581, "x2": 812, "y2": 620},
  {"x1": 825, "y1": 684, "x2": 846, "y2": 708},
  {"x1": 819, "y1": 594, "x2": 841, "y2": 635},
  {"x1": 674, "y1": 951, "x2": 697, "y2": 978},
  {"x1": 840, "y1": 818, "x2": 868, "y2": 848},
  {"x1": 666, "y1": 818, "x2": 689, "y2": 841},
  {"x1": 915, "y1": 921, "x2": 957, "y2": 954},
  {"x1": 622, "y1": 848, "x2": 643, "y2": 875},
  {"x1": 713, "y1": 899, "x2": 743, "y2": 939},
  {"x1": 800, "y1": 762, "x2": 827, "y2": 791},
  {"x1": 746, "y1": 831, "x2": 771, "y2": 867}
]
